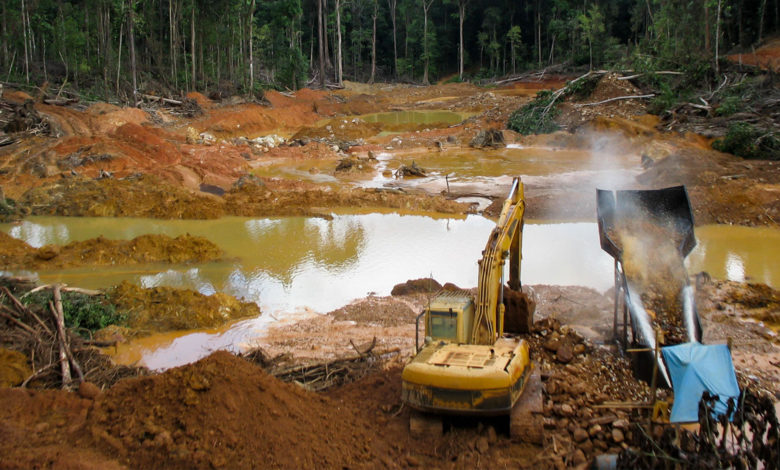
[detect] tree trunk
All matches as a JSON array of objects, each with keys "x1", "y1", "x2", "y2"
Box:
[
  {"x1": 249, "y1": 0, "x2": 255, "y2": 94},
  {"x1": 715, "y1": 0, "x2": 722, "y2": 74},
  {"x1": 336, "y1": 0, "x2": 343, "y2": 86},
  {"x1": 1, "y1": 1, "x2": 7, "y2": 69},
  {"x1": 458, "y1": 1, "x2": 467, "y2": 79},
  {"x1": 758, "y1": 0, "x2": 767, "y2": 42},
  {"x1": 324, "y1": 0, "x2": 332, "y2": 69},
  {"x1": 21, "y1": 0, "x2": 29, "y2": 83},
  {"x1": 422, "y1": 0, "x2": 433, "y2": 85},
  {"x1": 536, "y1": 0, "x2": 542, "y2": 68},
  {"x1": 191, "y1": 1, "x2": 196, "y2": 91},
  {"x1": 169, "y1": 0, "x2": 175, "y2": 86},
  {"x1": 116, "y1": 15, "x2": 123, "y2": 95},
  {"x1": 369, "y1": 0, "x2": 377, "y2": 83},
  {"x1": 387, "y1": 0, "x2": 398, "y2": 77},
  {"x1": 318, "y1": 0, "x2": 326, "y2": 87},
  {"x1": 128, "y1": 0, "x2": 138, "y2": 105},
  {"x1": 704, "y1": 0, "x2": 711, "y2": 53}
]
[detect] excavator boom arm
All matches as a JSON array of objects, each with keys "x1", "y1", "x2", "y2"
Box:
[{"x1": 471, "y1": 178, "x2": 526, "y2": 344}]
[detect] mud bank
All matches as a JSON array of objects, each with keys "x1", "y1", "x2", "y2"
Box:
[{"x1": 0, "y1": 232, "x2": 222, "y2": 269}]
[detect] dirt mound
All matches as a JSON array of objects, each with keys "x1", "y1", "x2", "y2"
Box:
[
  {"x1": 331, "y1": 296, "x2": 418, "y2": 327},
  {"x1": 184, "y1": 91, "x2": 212, "y2": 108},
  {"x1": 728, "y1": 37, "x2": 780, "y2": 72},
  {"x1": 0, "y1": 347, "x2": 31, "y2": 387},
  {"x1": 20, "y1": 175, "x2": 224, "y2": 219},
  {"x1": 2, "y1": 90, "x2": 34, "y2": 104},
  {"x1": 391, "y1": 277, "x2": 443, "y2": 296},
  {"x1": 0, "y1": 233, "x2": 222, "y2": 270},
  {"x1": 86, "y1": 351, "x2": 395, "y2": 469},
  {"x1": 109, "y1": 282, "x2": 261, "y2": 332}
]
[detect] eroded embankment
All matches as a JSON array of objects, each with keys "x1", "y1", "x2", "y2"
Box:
[
  {"x1": 0, "y1": 232, "x2": 222, "y2": 269},
  {"x1": 16, "y1": 174, "x2": 469, "y2": 219},
  {"x1": 107, "y1": 281, "x2": 261, "y2": 333}
]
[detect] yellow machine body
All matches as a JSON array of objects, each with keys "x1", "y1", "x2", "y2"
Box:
[{"x1": 401, "y1": 177, "x2": 535, "y2": 416}]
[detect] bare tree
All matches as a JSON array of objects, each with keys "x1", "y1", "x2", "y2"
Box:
[
  {"x1": 191, "y1": 0, "x2": 196, "y2": 91},
  {"x1": 335, "y1": 0, "x2": 343, "y2": 86},
  {"x1": 248, "y1": 0, "x2": 255, "y2": 93},
  {"x1": 386, "y1": 0, "x2": 398, "y2": 77},
  {"x1": 128, "y1": 0, "x2": 138, "y2": 105},
  {"x1": 318, "y1": 0, "x2": 326, "y2": 88},
  {"x1": 421, "y1": 0, "x2": 435, "y2": 85},
  {"x1": 369, "y1": 0, "x2": 378, "y2": 83},
  {"x1": 457, "y1": 0, "x2": 469, "y2": 80}
]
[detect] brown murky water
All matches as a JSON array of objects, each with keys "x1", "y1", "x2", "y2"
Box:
[
  {"x1": 2, "y1": 216, "x2": 777, "y2": 369},
  {"x1": 252, "y1": 141, "x2": 641, "y2": 192}
]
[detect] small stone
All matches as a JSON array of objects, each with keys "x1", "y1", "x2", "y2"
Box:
[
  {"x1": 557, "y1": 418, "x2": 569, "y2": 429},
  {"x1": 544, "y1": 337, "x2": 561, "y2": 352},
  {"x1": 560, "y1": 404, "x2": 574, "y2": 416},
  {"x1": 475, "y1": 436, "x2": 490, "y2": 454},
  {"x1": 573, "y1": 428, "x2": 589, "y2": 443},
  {"x1": 556, "y1": 343, "x2": 574, "y2": 363},
  {"x1": 405, "y1": 455, "x2": 420, "y2": 467},
  {"x1": 588, "y1": 424, "x2": 602, "y2": 437},
  {"x1": 572, "y1": 449, "x2": 587, "y2": 466},
  {"x1": 578, "y1": 439, "x2": 594, "y2": 454},
  {"x1": 612, "y1": 418, "x2": 629, "y2": 430},
  {"x1": 573, "y1": 344, "x2": 586, "y2": 355},
  {"x1": 612, "y1": 429, "x2": 625, "y2": 443},
  {"x1": 78, "y1": 382, "x2": 101, "y2": 399},
  {"x1": 486, "y1": 426, "x2": 497, "y2": 444}
]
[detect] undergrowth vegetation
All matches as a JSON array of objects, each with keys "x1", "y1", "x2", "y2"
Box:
[{"x1": 23, "y1": 291, "x2": 125, "y2": 335}]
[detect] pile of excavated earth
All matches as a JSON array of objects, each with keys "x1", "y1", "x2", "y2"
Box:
[{"x1": 0, "y1": 56, "x2": 779, "y2": 468}]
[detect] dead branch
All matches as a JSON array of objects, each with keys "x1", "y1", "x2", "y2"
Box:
[
  {"x1": 349, "y1": 336, "x2": 377, "y2": 356},
  {"x1": 1, "y1": 286, "x2": 52, "y2": 335},
  {"x1": 140, "y1": 93, "x2": 183, "y2": 105},
  {"x1": 50, "y1": 285, "x2": 72, "y2": 389},
  {"x1": 0, "y1": 308, "x2": 39, "y2": 336},
  {"x1": 20, "y1": 359, "x2": 63, "y2": 388},
  {"x1": 575, "y1": 94, "x2": 655, "y2": 107},
  {"x1": 617, "y1": 71, "x2": 684, "y2": 80}
]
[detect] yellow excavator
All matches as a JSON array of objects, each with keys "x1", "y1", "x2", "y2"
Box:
[{"x1": 401, "y1": 177, "x2": 543, "y2": 442}]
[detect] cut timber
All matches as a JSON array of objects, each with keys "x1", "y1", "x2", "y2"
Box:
[
  {"x1": 510, "y1": 373, "x2": 544, "y2": 444},
  {"x1": 409, "y1": 410, "x2": 443, "y2": 438}
]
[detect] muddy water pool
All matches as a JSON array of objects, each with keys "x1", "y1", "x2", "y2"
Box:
[
  {"x1": 2, "y1": 215, "x2": 777, "y2": 369},
  {"x1": 252, "y1": 142, "x2": 641, "y2": 192}
]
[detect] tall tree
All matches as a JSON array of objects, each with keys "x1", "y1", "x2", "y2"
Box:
[
  {"x1": 456, "y1": 0, "x2": 469, "y2": 79},
  {"x1": 369, "y1": 0, "x2": 378, "y2": 83},
  {"x1": 248, "y1": 0, "x2": 256, "y2": 93},
  {"x1": 318, "y1": 0, "x2": 326, "y2": 87},
  {"x1": 335, "y1": 0, "x2": 343, "y2": 85},
  {"x1": 386, "y1": 0, "x2": 398, "y2": 77},
  {"x1": 507, "y1": 25, "x2": 522, "y2": 74},
  {"x1": 127, "y1": 0, "x2": 138, "y2": 105},
  {"x1": 421, "y1": 0, "x2": 435, "y2": 85}
]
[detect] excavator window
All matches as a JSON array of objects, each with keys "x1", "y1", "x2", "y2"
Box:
[{"x1": 429, "y1": 309, "x2": 457, "y2": 340}]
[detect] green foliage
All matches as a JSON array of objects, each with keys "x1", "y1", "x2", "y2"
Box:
[
  {"x1": 507, "y1": 90, "x2": 560, "y2": 135},
  {"x1": 23, "y1": 292, "x2": 126, "y2": 335},
  {"x1": 713, "y1": 123, "x2": 780, "y2": 161}
]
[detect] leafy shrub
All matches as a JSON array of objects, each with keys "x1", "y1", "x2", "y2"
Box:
[
  {"x1": 507, "y1": 90, "x2": 560, "y2": 135},
  {"x1": 713, "y1": 123, "x2": 780, "y2": 160},
  {"x1": 23, "y1": 291, "x2": 126, "y2": 334}
]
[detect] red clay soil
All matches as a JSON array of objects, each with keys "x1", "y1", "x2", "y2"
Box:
[
  {"x1": 727, "y1": 37, "x2": 780, "y2": 72},
  {"x1": 0, "y1": 351, "x2": 541, "y2": 469}
]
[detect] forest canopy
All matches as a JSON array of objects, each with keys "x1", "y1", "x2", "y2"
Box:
[{"x1": 0, "y1": 0, "x2": 777, "y2": 100}]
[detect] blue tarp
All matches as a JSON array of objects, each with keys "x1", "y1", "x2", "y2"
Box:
[{"x1": 661, "y1": 343, "x2": 740, "y2": 423}]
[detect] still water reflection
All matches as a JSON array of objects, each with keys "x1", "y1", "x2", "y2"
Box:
[{"x1": 2, "y1": 215, "x2": 777, "y2": 369}]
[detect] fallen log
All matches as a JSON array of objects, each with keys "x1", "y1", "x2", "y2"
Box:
[
  {"x1": 141, "y1": 93, "x2": 183, "y2": 105},
  {"x1": 575, "y1": 94, "x2": 655, "y2": 107}
]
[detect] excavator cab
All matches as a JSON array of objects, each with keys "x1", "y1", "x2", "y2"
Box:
[{"x1": 425, "y1": 293, "x2": 474, "y2": 344}]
